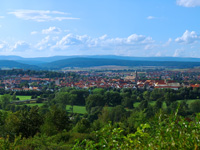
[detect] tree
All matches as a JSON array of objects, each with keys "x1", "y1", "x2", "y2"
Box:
[
  {"x1": 164, "y1": 92, "x2": 176, "y2": 107},
  {"x1": 150, "y1": 89, "x2": 163, "y2": 101},
  {"x1": 92, "y1": 88, "x2": 105, "y2": 95},
  {"x1": 190, "y1": 100, "x2": 200, "y2": 113},
  {"x1": 104, "y1": 91, "x2": 122, "y2": 106},
  {"x1": 178, "y1": 101, "x2": 189, "y2": 116},
  {"x1": 0, "y1": 94, "x2": 12, "y2": 110},
  {"x1": 70, "y1": 89, "x2": 89, "y2": 106},
  {"x1": 155, "y1": 98, "x2": 163, "y2": 109},
  {"x1": 108, "y1": 105, "x2": 127, "y2": 123},
  {"x1": 139, "y1": 100, "x2": 148, "y2": 111},
  {"x1": 143, "y1": 91, "x2": 150, "y2": 101},
  {"x1": 73, "y1": 118, "x2": 91, "y2": 133},
  {"x1": 86, "y1": 94, "x2": 105, "y2": 114},
  {"x1": 54, "y1": 92, "x2": 77, "y2": 111},
  {"x1": 12, "y1": 92, "x2": 17, "y2": 101},
  {"x1": 121, "y1": 97, "x2": 134, "y2": 109},
  {"x1": 69, "y1": 93, "x2": 77, "y2": 114},
  {"x1": 5, "y1": 106, "x2": 43, "y2": 138},
  {"x1": 41, "y1": 105, "x2": 71, "y2": 136}
]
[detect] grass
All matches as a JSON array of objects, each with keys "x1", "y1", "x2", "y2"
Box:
[
  {"x1": 21, "y1": 103, "x2": 87, "y2": 114},
  {"x1": 16, "y1": 95, "x2": 32, "y2": 101},
  {"x1": 66, "y1": 105, "x2": 87, "y2": 114},
  {"x1": 0, "y1": 95, "x2": 32, "y2": 101},
  {"x1": 25, "y1": 103, "x2": 44, "y2": 107}
]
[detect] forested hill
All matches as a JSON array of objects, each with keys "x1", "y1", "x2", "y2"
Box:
[
  {"x1": 3, "y1": 57, "x2": 200, "y2": 70},
  {"x1": 40, "y1": 57, "x2": 200, "y2": 70},
  {"x1": 3, "y1": 55, "x2": 200, "y2": 65},
  {"x1": 0, "y1": 60, "x2": 39, "y2": 70}
]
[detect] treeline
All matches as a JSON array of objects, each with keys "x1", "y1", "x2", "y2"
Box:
[
  {"x1": 0, "y1": 88, "x2": 52, "y2": 96},
  {"x1": 0, "y1": 69, "x2": 77, "y2": 78},
  {"x1": 41, "y1": 57, "x2": 200, "y2": 69},
  {"x1": 51, "y1": 87, "x2": 200, "y2": 119}
]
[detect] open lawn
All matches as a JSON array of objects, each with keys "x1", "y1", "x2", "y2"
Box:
[
  {"x1": 25, "y1": 103, "x2": 44, "y2": 107},
  {"x1": 16, "y1": 95, "x2": 32, "y2": 101},
  {"x1": 22, "y1": 103, "x2": 87, "y2": 114},
  {"x1": 66, "y1": 105, "x2": 87, "y2": 114},
  {"x1": 0, "y1": 95, "x2": 32, "y2": 101}
]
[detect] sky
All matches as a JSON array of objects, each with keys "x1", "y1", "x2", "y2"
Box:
[{"x1": 0, "y1": 0, "x2": 200, "y2": 58}]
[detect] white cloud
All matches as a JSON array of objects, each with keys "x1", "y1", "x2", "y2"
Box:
[
  {"x1": 155, "y1": 52, "x2": 161, "y2": 57},
  {"x1": 173, "y1": 48, "x2": 185, "y2": 57},
  {"x1": 51, "y1": 33, "x2": 154, "y2": 51},
  {"x1": 0, "y1": 41, "x2": 9, "y2": 51},
  {"x1": 0, "y1": 16, "x2": 4, "y2": 19},
  {"x1": 144, "y1": 44, "x2": 156, "y2": 50},
  {"x1": 12, "y1": 41, "x2": 30, "y2": 52},
  {"x1": 1, "y1": 33, "x2": 188, "y2": 57},
  {"x1": 35, "y1": 36, "x2": 51, "y2": 50},
  {"x1": 31, "y1": 31, "x2": 38, "y2": 35},
  {"x1": 8, "y1": 10, "x2": 79, "y2": 22},
  {"x1": 0, "y1": 42, "x2": 5, "y2": 49},
  {"x1": 99, "y1": 34, "x2": 107, "y2": 40},
  {"x1": 175, "y1": 30, "x2": 200, "y2": 44},
  {"x1": 163, "y1": 38, "x2": 172, "y2": 47},
  {"x1": 126, "y1": 34, "x2": 153, "y2": 44},
  {"x1": 42, "y1": 26, "x2": 62, "y2": 34},
  {"x1": 177, "y1": 0, "x2": 200, "y2": 7},
  {"x1": 147, "y1": 16, "x2": 155, "y2": 20},
  {"x1": 53, "y1": 34, "x2": 87, "y2": 49}
]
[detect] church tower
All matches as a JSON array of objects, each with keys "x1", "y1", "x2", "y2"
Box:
[{"x1": 135, "y1": 70, "x2": 138, "y2": 83}]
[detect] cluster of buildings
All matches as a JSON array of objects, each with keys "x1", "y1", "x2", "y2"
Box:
[
  {"x1": 1, "y1": 70, "x2": 200, "y2": 92},
  {"x1": 59, "y1": 71, "x2": 199, "y2": 90},
  {"x1": 0, "y1": 76, "x2": 54, "y2": 91}
]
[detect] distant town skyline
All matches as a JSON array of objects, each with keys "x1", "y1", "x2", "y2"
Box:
[{"x1": 0, "y1": 0, "x2": 200, "y2": 57}]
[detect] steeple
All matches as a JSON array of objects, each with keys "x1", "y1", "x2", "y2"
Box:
[{"x1": 135, "y1": 70, "x2": 138, "y2": 83}]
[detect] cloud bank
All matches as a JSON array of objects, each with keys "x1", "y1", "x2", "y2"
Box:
[
  {"x1": 175, "y1": 30, "x2": 200, "y2": 44},
  {"x1": 8, "y1": 10, "x2": 79, "y2": 22},
  {"x1": 177, "y1": 0, "x2": 200, "y2": 7}
]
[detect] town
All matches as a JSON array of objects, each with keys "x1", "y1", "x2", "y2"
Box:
[{"x1": 1, "y1": 68, "x2": 200, "y2": 92}]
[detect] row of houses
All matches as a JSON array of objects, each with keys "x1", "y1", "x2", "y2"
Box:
[{"x1": 1, "y1": 72, "x2": 200, "y2": 91}]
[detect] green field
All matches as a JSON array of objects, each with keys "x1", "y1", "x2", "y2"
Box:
[
  {"x1": 66, "y1": 105, "x2": 87, "y2": 114},
  {"x1": 25, "y1": 103, "x2": 44, "y2": 107},
  {"x1": 16, "y1": 95, "x2": 32, "y2": 101},
  {"x1": 0, "y1": 95, "x2": 32, "y2": 101},
  {"x1": 22, "y1": 103, "x2": 87, "y2": 114},
  {"x1": 134, "y1": 99, "x2": 200, "y2": 108}
]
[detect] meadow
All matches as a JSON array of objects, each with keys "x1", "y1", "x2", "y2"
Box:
[
  {"x1": 23, "y1": 103, "x2": 87, "y2": 114},
  {"x1": 0, "y1": 95, "x2": 32, "y2": 101}
]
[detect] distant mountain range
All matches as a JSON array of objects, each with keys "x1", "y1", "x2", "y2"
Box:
[
  {"x1": 1, "y1": 55, "x2": 200, "y2": 70},
  {"x1": 0, "y1": 60, "x2": 39, "y2": 70}
]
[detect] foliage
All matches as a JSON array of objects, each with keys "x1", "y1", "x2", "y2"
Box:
[
  {"x1": 73, "y1": 111, "x2": 200, "y2": 150},
  {"x1": 2, "y1": 87, "x2": 200, "y2": 149},
  {"x1": 41, "y1": 105, "x2": 71, "y2": 136}
]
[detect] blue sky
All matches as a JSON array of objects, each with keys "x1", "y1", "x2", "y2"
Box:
[{"x1": 0, "y1": 0, "x2": 200, "y2": 57}]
